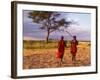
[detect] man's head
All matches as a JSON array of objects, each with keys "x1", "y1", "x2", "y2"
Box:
[
  {"x1": 73, "y1": 35, "x2": 76, "y2": 40},
  {"x1": 61, "y1": 36, "x2": 64, "y2": 40}
]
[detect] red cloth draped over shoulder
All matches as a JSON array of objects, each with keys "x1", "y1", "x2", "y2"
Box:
[
  {"x1": 58, "y1": 40, "x2": 65, "y2": 53},
  {"x1": 56, "y1": 40, "x2": 65, "y2": 58},
  {"x1": 71, "y1": 40, "x2": 78, "y2": 56}
]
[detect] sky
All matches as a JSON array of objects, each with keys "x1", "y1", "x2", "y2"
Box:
[{"x1": 23, "y1": 10, "x2": 91, "y2": 41}]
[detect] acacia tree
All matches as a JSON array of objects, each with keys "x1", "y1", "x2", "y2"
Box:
[{"x1": 28, "y1": 11, "x2": 73, "y2": 43}]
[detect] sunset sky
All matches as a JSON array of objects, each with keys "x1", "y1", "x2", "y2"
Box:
[{"x1": 23, "y1": 10, "x2": 91, "y2": 41}]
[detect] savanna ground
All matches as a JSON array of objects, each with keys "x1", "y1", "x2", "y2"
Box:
[{"x1": 23, "y1": 40, "x2": 91, "y2": 69}]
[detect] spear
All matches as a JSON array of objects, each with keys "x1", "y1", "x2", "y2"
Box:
[
  {"x1": 65, "y1": 30, "x2": 73, "y2": 38},
  {"x1": 59, "y1": 29, "x2": 73, "y2": 37}
]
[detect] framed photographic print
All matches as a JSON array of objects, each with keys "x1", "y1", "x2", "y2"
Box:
[{"x1": 11, "y1": 1, "x2": 98, "y2": 78}]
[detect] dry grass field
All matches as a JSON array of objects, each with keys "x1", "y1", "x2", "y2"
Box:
[{"x1": 23, "y1": 40, "x2": 91, "y2": 69}]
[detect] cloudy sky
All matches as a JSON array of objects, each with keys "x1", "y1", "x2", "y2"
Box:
[{"x1": 23, "y1": 10, "x2": 91, "y2": 41}]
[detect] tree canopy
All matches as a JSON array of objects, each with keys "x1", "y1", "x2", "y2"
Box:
[{"x1": 28, "y1": 11, "x2": 73, "y2": 42}]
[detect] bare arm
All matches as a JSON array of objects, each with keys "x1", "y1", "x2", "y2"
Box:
[
  {"x1": 64, "y1": 41, "x2": 67, "y2": 47},
  {"x1": 76, "y1": 40, "x2": 78, "y2": 45}
]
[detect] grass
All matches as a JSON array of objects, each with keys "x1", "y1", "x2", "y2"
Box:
[
  {"x1": 23, "y1": 40, "x2": 91, "y2": 69},
  {"x1": 23, "y1": 40, "x2": 90, "y2": 49},
  {"x1": 24, "y1": 40, "x2": 60, "y2": 49}
]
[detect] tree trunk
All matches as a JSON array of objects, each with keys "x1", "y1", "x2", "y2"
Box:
[{"x1": 46, "y1": 30, "x2": 50, "y2": 43}]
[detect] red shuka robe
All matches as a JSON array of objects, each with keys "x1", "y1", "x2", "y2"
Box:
[
  {"x1": 56, "y1": 40, "x2": 66, "y2": 58},
  {"x1": 71, "y1": 40, "x2": 78, "y2": 56}
]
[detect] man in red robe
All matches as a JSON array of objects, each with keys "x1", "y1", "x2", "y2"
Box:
[
  {"x1": 56, "y1": 36, "x2": 66, "y2": 65},
  {"x1": 71, "y1": 36, "x2": 78, "y2": 62}
]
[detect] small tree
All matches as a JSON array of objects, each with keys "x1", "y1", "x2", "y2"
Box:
[{"x1": 28, "y1": 11, "x2": 73, "y2": 43}]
